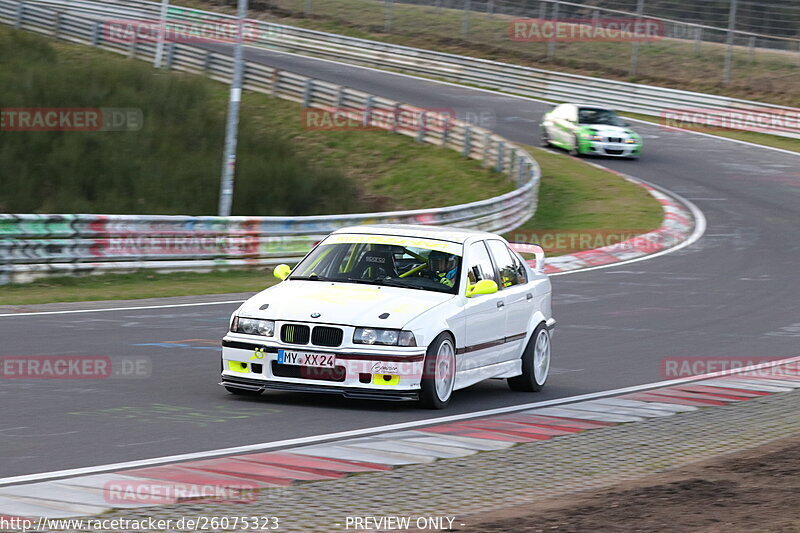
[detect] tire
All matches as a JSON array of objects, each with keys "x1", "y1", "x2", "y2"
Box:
[
  {"x1": 225, "y1": 386, "x2": 262, "y2": 397},
  {"x1": 419, "y1": 333, "x2": 456, "y2": 409},
  {"x1": 568, "y1": 135, "x2": 580, "y2": 157},
  {"x1": 540, "y1": 127, "x2": 551, "y2": 147},
  {"x1": 508, "y1": 323, "x2": 551, "y2": 392}
]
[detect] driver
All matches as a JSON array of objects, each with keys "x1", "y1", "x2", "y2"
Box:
[{"x1": 426, "y1": 251, "x2": 457, "y2": 288}]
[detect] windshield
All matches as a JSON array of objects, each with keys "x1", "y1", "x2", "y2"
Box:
[
  {"x1": 289, "y1": 234, "x2": 463, "y2": 294},
  {"x1": 578, "y1": 108, "x2": 625, "y2": 127}
]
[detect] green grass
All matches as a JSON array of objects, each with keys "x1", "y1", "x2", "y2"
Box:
[
  {"x1": 177, "y1": 0, "x2": 799, "y2": 106},
  {"x1": 504, "y1": 146, "x2": 663, "y2": 245},
  {"x1": 1, "y1": 147, "x2": 664, "y2": 304},
  {"x1": 0, "y1": 270, "x2": 279, "y2": 306},
  {"x1": 0, "y1": 26, "x2": 511, "y2": 215}
]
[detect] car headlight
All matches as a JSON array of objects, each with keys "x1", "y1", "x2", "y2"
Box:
[
  {"x1": 231, "y1": 316, "x2": 275, "y2": 337},
  {"x1": 354, "y1": 328, "x2": 416, "y2": 347},
  {"x1": 624, "y1": 138, "x2": 638, "y2": 144},
  {"x1": 589, "y1": 135, "x2": 603, "y2": 141}
]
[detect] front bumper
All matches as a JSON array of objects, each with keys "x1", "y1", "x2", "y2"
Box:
[
  {"x1": 581, "y1": 140, "x2": 641, "y2": 157},
  {"x1": 220, "y1": 337, "x2": 426, "y2": 398},
  {"x1": 220, "y1": 375, "x2": 420, "y2": 401}
]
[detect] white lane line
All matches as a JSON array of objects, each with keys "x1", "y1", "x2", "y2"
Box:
[
  {"x1": 0, "y1": 300, "x2": 245, "y2": 318},
  {"x1": 1, "y1": 355, "x2": 796, "y2": 487},
  {"x1": 242, "y1": 44, "x2": 800, "y2": 157}
]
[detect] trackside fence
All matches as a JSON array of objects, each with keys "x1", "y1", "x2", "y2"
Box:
[{"x1": 26, "y1": 0, "x2": 800, "y2": 139}]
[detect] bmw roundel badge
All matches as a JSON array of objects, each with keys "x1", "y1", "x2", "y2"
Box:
[{"x1": 310, "y1": 312, "x2": 321, "y2": 318}]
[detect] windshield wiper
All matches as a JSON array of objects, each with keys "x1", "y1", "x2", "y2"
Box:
[{"x1": 290, "y1": 274, "x2": 331, "y2": 281}]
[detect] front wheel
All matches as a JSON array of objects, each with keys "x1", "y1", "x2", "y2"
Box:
[
  {"x1": 419, "y1": 333, "x2": 456, "y2": 409},
  {"x1": 568, "y1": 135, "x2": 580, "y2": 157},
  {"x1": 540, "y1": 127, "x2": 551, "y2": 147},
  {"x1": 508, "y1": 323, "x2": 550, "y2": 392}
]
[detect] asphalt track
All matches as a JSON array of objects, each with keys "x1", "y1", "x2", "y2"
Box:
[{"x1": 1, "y1": 41, "x2": 799, "y2": 479}]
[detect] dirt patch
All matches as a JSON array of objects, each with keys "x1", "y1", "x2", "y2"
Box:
[{"x1": 455, "y1": 436, "x2": 800, "y2": 533}]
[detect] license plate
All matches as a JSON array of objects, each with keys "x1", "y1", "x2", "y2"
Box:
[{"x1": 277, "y1": 349, "x2": 336, "y2": 368}]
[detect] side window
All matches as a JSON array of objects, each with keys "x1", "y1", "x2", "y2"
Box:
[
  {"x1": 487, "y1": 240, "x2": 522, "y2": 289},
  {"x1": 510, "y1": 249, "x2": 528, "y2": 284},
  {"x1": 466, "y1": 241, "x2": 497, "y2": 285}
]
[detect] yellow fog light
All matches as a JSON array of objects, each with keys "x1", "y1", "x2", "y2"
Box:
[
  {"x1": 228, "y1": 361, "x2": 250, "y2": 373},
  {"x1": 372, "y1": 374, "x2": 400, "y2": 386}
]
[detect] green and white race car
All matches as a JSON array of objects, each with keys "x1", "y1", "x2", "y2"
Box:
[{"x1": 540, "y1": 104, "x2": 642, "y2": 159}]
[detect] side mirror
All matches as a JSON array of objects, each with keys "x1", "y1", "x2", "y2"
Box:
[
  {"x1": 466, "y1": 279, "x2": 498, "y2": 298},
  {"x1": 273, "y1": 264, "x2": 291, "y2": 281}
]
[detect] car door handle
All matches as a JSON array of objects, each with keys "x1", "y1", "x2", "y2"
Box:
[
  {"x1": 526, "y1": 293, "x2": 533, "y2": 301},
  {"x1": 496, "y1": 301, "x2": 505, "y2": 309}
]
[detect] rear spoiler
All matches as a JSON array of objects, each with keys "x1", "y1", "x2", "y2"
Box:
[{"x1": 508, "y1": 242, "x2": 546, "y2": 274}]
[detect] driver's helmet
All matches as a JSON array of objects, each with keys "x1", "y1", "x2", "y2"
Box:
[{"x1": 428, "y1": 251, "x2": 457, "y2": 286}]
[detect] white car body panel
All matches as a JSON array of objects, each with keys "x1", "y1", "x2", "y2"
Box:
[{"x1": 219, "y1": 224, "x2": 555, "y2": 403}]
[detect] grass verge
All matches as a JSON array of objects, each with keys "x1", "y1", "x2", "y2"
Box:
[
  {"x1": 0, "y1": 25, "x2": 511, "y2": 215},
  {"x1": 0, "y1": 270, "x2": 278, "y2": 306},
  {"x1": 1, "y1": 149, "x2": 663, "y2": 305}
]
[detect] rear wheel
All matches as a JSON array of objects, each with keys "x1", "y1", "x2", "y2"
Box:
[
  {"x1": 508, "y1": 323, "x2": 550, "y2": 392},
  {"x1": 419, "y1": 333, "x2": 456, "y2": 409}
]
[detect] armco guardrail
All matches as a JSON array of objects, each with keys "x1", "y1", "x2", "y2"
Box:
[
  {"x1": 28, "y1": 0, "x2": 800, "y2": 139},
  {"x1": 0, "y1": 0, "x2": 541, "y2": 284}
]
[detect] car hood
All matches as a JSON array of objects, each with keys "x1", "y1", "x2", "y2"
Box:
[
  {"x1": 582, "y1": 124, "x2": 637, "y2": 138},
  {"x1": 237, "y1": 280, "x2": 454, "y2": 329}
]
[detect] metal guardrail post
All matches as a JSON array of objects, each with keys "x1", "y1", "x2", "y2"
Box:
[
  {"x1": 362, "y1": 96, "x2": 374, "y2": 127},
  {"x1": 304, "y1": 0, "x2": 312, "y2": 17},
  {"x1": 441, "y1": 115, "x2": 450, "y2": 146},
  {"x1": 14, "y1": 2, "x2": 24, "y2": 28},
  {"x1": 462, "y1": 127, "x2": 472, "y2": 157},
  {"x1": 749, "y1": 36, "x2": 756, "y2": 63},
  {"x1": 693, "y1": 26, "x2": 702, "y2": 55},
  {"x1": 165, "y1": 42, "x2": 175, "y2": 69},
  {"x1": 336, "y1": 86, "x2": 345, "y2": 108},
  {"x1": 723, "y1": 0, "x2": 738, "y2": 85},
  {"x1": 416, "y1": 111, "x2": 426, "y2": 143},
  {"x1": 462, "y1": 0, "x2": 471, "y2": 40},
  {"x1": 271, "y1": 69, "x2": 279, "y2": 96},
  {"x1": 302, "y1": 79, "x2": 314, "y2": 107},
  {"x1": 128, "y1": 36, "x2": 136, "y2": 59},
  {"x1": 53, "y1": 11, "x2": 61, "y2": 39},
  {"x1": 482, "y1": 132, "x2": 490, "y2": 166},
  {"x1": 384, "y1": 0, "x2": 393, "y2": 33},
  {"x1": 630, "y1": 0, "x2": 644, "y2": 77},
  {"x1": 91, "y1": 20, "x2": 100, "y2": 46},
  {"x1": 391, "y1": 103, "x2": 400, "y2": 132},
  {"x1": 495, "y1": 142, "x2": 504, "y2": 172},
  {"x1": 204, "y1": 51, "x2": 213, "y2": 72},
  {"x1": 547, "y1": 0, "x2": 558, "y2": 60},
  {"x1": 486, "y1": 0, "x2": 494, "y2": 15}
]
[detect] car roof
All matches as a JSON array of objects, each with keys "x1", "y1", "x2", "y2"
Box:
[{"x1": 331, "y1": 224, "x2": 499, "y2": 244}]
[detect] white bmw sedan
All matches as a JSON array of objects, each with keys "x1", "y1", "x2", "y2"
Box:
[{"x1": 220, "y1": 224, "x2": 555, "y2": 409}]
